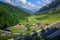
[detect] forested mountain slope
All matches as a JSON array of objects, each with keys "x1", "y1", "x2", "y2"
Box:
[
  {"x1": 0, "y1": 1, "x2": 30, "y2": 29},
  {"x1": 39, "y1": 0, "x2": 60, "y2": 12}
]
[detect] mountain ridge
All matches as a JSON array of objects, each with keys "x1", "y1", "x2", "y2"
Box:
[{"x1": 39, "y1": 0, "x2": 60, "y2": 12}]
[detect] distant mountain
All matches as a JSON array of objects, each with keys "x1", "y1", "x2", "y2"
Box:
[
  {"x1": 39, "y1": 0, "x2": 60, "y2": 12},
  {"x1": 19, "y1": 6, "x2": 33, "y2": 14}
]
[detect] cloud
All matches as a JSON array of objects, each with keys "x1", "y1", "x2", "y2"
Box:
[
  {"x1": 5, "y1": 0, "x2": 39, "y2": 12},
  {"x1": 17, "y1": 0, "x2": 36, "y2": 11},
  {"x1": 38, "y1": 0, "x2": 51, "y2": 4},
  {"x1": 4, "y1": 0, "x2": 53, "y2": 13},
  {"x1": 5, "y1": 0, "x2": 14, "y2": 5},
  {"x1": 17, "y1": 0, "x2": 27, "y2": 4},
  {"x1": 22, "y1": 3, "x2": 35, "y2": 10},
  {"x1": 38, "y1": 1, "x2": 41, "y2": 4},
  {"x1": 17, "y1": 0, "x2": 35, "y2": 8},
  {"x1": 5, "y1": 0, "x2": 11, "y2": 3},
  {"x1": 43, "y1": 0, "x2": 52, "y2": 3},
  {"x1": 28, "y1": 2, "x2": 35, "y2": 8}
]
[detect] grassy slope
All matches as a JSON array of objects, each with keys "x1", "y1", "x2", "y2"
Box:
[
  {"x1": 0, "y1": 1, "x2": 30, "y2": 27},
  {"x1": 28, "y1": 5, "x2": 60, "y2": 24}
]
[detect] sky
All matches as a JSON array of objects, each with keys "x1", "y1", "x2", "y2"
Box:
[{"x1": 0, "y1": 0, "x2": 53, "y2": 13}]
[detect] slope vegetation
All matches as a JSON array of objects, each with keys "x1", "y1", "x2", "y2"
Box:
[
  {"x1": 0, "y1": 1, "x2": 30, "y2": 29},
  {"x1": 32, "y1": 5, "x2": 60, "y2": 24}
]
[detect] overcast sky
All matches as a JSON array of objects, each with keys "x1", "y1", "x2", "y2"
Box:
[{"x1": 0, "y1": 0, "x2": 53, "y2": 13}]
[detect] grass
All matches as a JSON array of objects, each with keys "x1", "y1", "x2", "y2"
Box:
[
  {"x1": 8, "y1": 26, "x2": 41, "y2": 34},
  {"x1": 8, "y1": 27, "x2": 27, "y2": 33},
  {"x1": 27, "y1": 13, "x2": 60, "y2": 25},
  {"x1": 40, "y1": 13, "x2": 60, "y2": 24}
]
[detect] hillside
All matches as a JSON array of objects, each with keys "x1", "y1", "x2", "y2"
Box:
[
  {"x1": 0, "y1": 1, "x2": 30, "y2": 29},
  {"x1": 32, "y1": 4, "x2": 60, "y2": 24},
  {"x1": 27, "y1": 0, "x2": 60, "y2": 25},
  {"x1": 39, "y1": 0, "x2": 60, "y2": 12}
]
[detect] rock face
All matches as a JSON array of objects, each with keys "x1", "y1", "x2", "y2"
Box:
[
  {"x1": 40, "y1": 21, "x2": 60, "y2": 37},
  {"x1": 39, "y1": 0, "x2": 60, "y2": 12}
]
